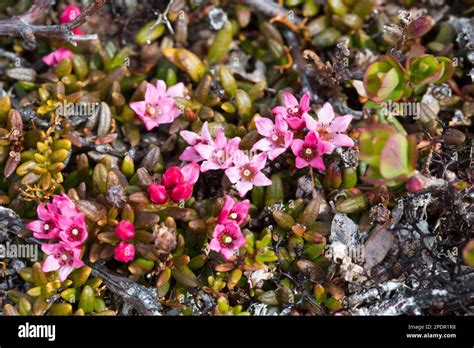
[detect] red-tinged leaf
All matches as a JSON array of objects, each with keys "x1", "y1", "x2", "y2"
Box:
[
  {"x1": 214, "y1": 263, "x2": 235, "y2": 272},
  {"x1": 463, "y1": 241, "x2": 474, "y2": 268},
  {"x1": 379, "y1": 133, "x2": 409, "y2": 179},
  {"x1": 377, "y1": 67, "x2": 399, "y2": 100},
  {"x1": 407, "y1": 16, "x2": 434, "y2": 38}
]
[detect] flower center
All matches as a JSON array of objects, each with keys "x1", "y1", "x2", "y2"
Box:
[
  {"x1": 55, "y1": 248, "x2": 74, "y2": 266},
  {"x1": 66, "y1": 225, "x2": 83, "y2": 242},
  {"x1": 241, "y1": 165, "x2": 256, "y2": 181},
  {"x1": 43, "y1": 223, "x2": 51, "y2": 231},
  {"x1": 300, "y1": 145, "x2": 317, "y2": 161},
  {"x1": 271, "y1": 131, "x2": 285, "y2": 146},
  {"x1": 219, "y1": 232, "x2": 234, "y2": 248},
  {"x1": 288, "y1": 106, "x2": 301, "y2": 116},
  {"x1": 229, "y1": 212, "x2": 238, "y2": 220},
  {"x1": 145, "y1": 104, "x2": 162, "y2": 119}
]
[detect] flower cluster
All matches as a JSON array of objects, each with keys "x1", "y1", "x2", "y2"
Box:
[
  {"x1": 42, "y1": 6, "x2": 83, "y2": 66},
  {"x1": 179, "y1": 93, "x2": 354, "y2": 197},
  {"x1": 148, "y1": 162, "x2": 200, "y2": 204},
  {"x1": 113, "y1": 220, "x2": 136, "y2": 263},
  {"x1": 27, "y1": 194, "x2": 87, "y2": 281},
  {"x1": 180, "y1": 122, "x2": 271, "y2": 197},
  {"x1": 209, "y1": 195, "x2": 249, "y2": 260},
  {"x1": 130, "y1": 80, "x2": 184, "y2": 131}
]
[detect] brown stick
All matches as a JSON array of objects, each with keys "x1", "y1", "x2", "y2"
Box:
[{"x1": 0, "y1": 0, "x2": 107, "y2": 45}]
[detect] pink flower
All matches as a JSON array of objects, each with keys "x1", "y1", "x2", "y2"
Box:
[
  {"x1": 272, "y1": 91, "x2": 310, "y2": 130},
  {"x1": 209, "y1": 222, "x2": 246, "y2": 260},
  {"x1": 252, "y1": 115, "x2": 293, "y2": 160},
  {"x1": 59, "y1": 5, "x2": 84, "y2": 35},
  {"x1": 57, "y1": 213, "x2": 88, "y2": 247},
  {"x1": 27, "y1": 204, "x2": 60, "y2": 240},
  {"x1": 179, "y1": 121, "x2": 214, "y2": 162},
  {"x1": 115, "y1": 220, "x2": 135, "y2": 240},
  {"x1": 129, "y1": 80, "x2": 184, "y2": 131},
  {"x1": 218, "y1": 195, "x2": 250, "y2": 225},
  {"x1": 42, "y1": 242, "x2": 84, "y2": 281},
  {"x1": 303, "y1": 102, "x2": 354, "y2": 152},
  {"x1": 114, "y1": 242, "x2": 135, "y2": 263},
  {"x1": 27, "y1": 194, "x2": 85, "y2": 241},
  {"x1": 42, "y1": 48, "x2": 73, "y2": 66},
  {"x1": 225, "y1": 151, "x2": 272, "y2": 197},
  {"x1": 194, "y1": 128, "x2": 241, "y2": 172},
  {"x1": 148, "y1": 184, "x2": 167, "y2": 204},
  {"x1": 291, "y1": 131, "x2": 333, "y2": 170}
]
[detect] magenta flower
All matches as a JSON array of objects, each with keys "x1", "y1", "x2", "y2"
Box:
[
  {"x1": 129, "y1": 80, "x2": 184, "y2": 131},
  {"x1": 291, "y1": 131, "x2": 333, "y2": 170},
  {"x1": 209, "y1": 222, "x2": 246, "y2": 260},
  {"x1": 42, "y1": 48, "x2": 73, "y2": 66},
  {"x1": 27, "y1": 194, "x2": 85, "y2": 241},
  {"x1": 272, "y1": 91, "x2": 311, "y2": 130},
  {"x1": 303, "y1": 102, "x2": 354, "y2": 152},
  {"x1": 194, "y1": 128, "x2": 241, "y2": 172},
  {"x1": 59, "y1": 5, "x2": 84, "y2": 35},
  {"x1": 27, "y1": 205, "x2": 60, "y2": 240},
  {"x1": 225, "y1": 151, "x2": 272, "y2": 197},
  {"x1": 115, "y1": 220, "x2": 135, "y2": 240},
  {"x1": 57, "y1": 213, "x2": 88, "y2": 247},
  {"x1": 252, "y1": 115, "x2": 293, "y2": 160},
  {"x1": 179, "y1": 121, "x2": 213, "y2": 162},
  {"x1": 42, "y1": 242, "x2": 84, "y2": 281},
  {"x1": 161, "y1": 166, "x2": 184, "y2": 189},
  {"x1": 218, "y1": 195, "x2": 250, "y2": 225},
  {"x1": 114, "y1": 242, "x2": 135, "y2": 263}
]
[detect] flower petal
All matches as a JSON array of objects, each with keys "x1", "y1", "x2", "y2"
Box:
[
  {"x1": 331, "y1": 133, "x2": 355, "y2": 147},
  {"x1": 251, "y1": 138, "x2": 272, "y2": 152},
  {"x1": 330, "y1": 115, "x2": 353, "y2": 133},
  {"x1": 299, "y1": 91, "x2": 311, "y2": 112},
  {"x1": 254, "y1": 116, "x2": 274, "y2": 137},
  {"x1": 224, "y1": 166, "x2": 240, "y2": 183},
  {"x1": 42, "y1": 255, "x2": 60, "y2": 272},
  {"x1": 166, "y1": 82, "x2": 184, "y2": 98},
  {"x1": 295, "y1": 157, "x2": 309, "y2": 169},
  {"x1": 317, "y1": 102, "x2": 335, "y2": 125},
  {"x1": 181, "y1": 162, "x2": 200, "y2": 185},
  {"x1": 253, "y1": 172, "x2": 272, "y2": 186},
  {"x1": 235, "y1": 181, "x2": 253, "y2": 197},
  {"x1": 291, "y1": 139, "x2": 304, "y2": 155},
  {"x1": 180, "y1": 130, "x2": 199, "y2": 145},
  {"x1": 179, "y1": 147, "x2": 203, "y2": 162},
  {"x1": 251, "y1": 152, "x2": 268, "y2": 171},
  {"x1": 309, "y1": 156, "x2": 326, "y2": 171},
  {"x1": 129, "y1": 101, "x2": 147, "y2": 117},
  {"x1": 283, "y1": 91, "x2": 298, "y2": 107},
  {"x1": 145, "y1": 83, "x2": 160, "y2": 103}
]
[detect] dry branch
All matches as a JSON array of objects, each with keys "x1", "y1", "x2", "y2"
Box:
[{"x1": 0, "y1": 0, "x2": 107, "y2": 46}]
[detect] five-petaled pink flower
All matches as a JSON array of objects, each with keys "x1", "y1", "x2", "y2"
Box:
[
  {"x1": 252, "y1": 115, "x2": 293, "y2": 160},
  {"x1": 209, "y1": 222, "x2": 246, "y2": 260},
  {"x1": 57, "y1": 213, "x2": 88, "y2": 247},
  {"x1": 41, "y1": 242, "x2": 84, "y2": 281},
  {"x1": 59, "y1": 5, "x2": 84, "y2": 35},
  {"x1": 303, "y1": 102, "x2": 354, "y2": 152},
  {"x1": 272, "y1": 91, "x2": 311, "y2": 130},
  {"x1": 179, "y1": 121, "x2": 214, "y2": 163},
  {"x1": 42, "y1": 48, "x2": 73, "y2": 66},
  {"x1": 194, "y1": 128, "x2": 241, "y2": 172},
  {"x1": 225, "y1": 151, "x2": 272, "y2": 197},
  {"x1": 129, "y1": 80, "x2": 184, "y2": 131},
  {"x1": 114, "y1": 242, "x2": 136, "y2": 263},
  {"x1": 291, "y1": 131, "x2": 333, "y2": 170},
  {"x1": 218, "y1": 195, "x2": 250, "y2": 225}
]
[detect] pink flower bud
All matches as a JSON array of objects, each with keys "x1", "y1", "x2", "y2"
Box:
[
  {"x1": 161, "y1": 166, "x2": 183, "y2": 189},
  {"x1": 115, "y1": 220, "x2": 135, "y2": 240},
  {"x1": 60, "y1": 5, "x2": 81, "y2": 24},
  {"x1": 59, "y1": 5, "x2": 84, "y2": 35},
  {"x1": 405, "y1": 175, "x2": 425, "y2": 193},
  {"x1": 169, "y1": 182, "x2": 192, "y2": 202},
  {"x1": 148, "y1": 184, "x2": 167, "y2": 204},
  {"x1": 114, "y1": 242, "x2": 135, "y2": 263}
]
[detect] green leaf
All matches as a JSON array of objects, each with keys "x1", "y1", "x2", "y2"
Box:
[
  {"x1": 377, "y1": 68, "x2": 399, "y2": 100},
  {"x1": 380, "y1": 133, "x2": 409, "y2": 179}
]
